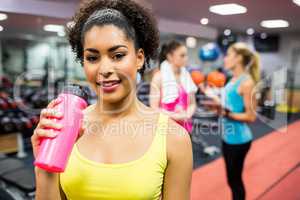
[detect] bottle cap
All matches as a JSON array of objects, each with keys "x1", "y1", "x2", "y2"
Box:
[{"x1": 61, "y1": 84, "x2": 88, "y2": 102}]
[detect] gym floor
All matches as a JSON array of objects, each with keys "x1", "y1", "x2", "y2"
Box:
[{"x1": 191, "y1": 113, "x2": 300, "y2": 200}]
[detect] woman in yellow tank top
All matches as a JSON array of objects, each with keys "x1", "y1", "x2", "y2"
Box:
[{"x1": 31, "y1": 0, "x2": 193, "y2": 199}]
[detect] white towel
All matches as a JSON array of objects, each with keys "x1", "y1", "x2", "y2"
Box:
[{"x1": 160, "y1": 60, "x2": 198, "y2": 104}]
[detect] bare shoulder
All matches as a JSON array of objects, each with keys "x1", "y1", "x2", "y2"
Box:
[
  {"x1": 241, "y1": 77, "x2": 256, "y2": 92},
  {"x1": 244, "y1": 76, "x2": 255, "y2": 87},
  {"x1": 166, "y1": 118, "x2": 192, "y2": 161},
  {"x1": 151, "y1": 70, "x2": 161, "y2": 83}
]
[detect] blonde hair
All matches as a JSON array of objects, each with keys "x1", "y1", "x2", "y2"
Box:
[{"x1": 230, "y1": 42, "x2": 260, "y2": 83}]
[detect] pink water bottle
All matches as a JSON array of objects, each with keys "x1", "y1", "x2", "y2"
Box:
[{"x1": 34, "y1": 84, "x2": 88, "y2": 173}]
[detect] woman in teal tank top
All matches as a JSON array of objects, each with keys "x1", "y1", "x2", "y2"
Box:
[
  {"x1": 207, "y1": 42, "x2": 260, "y2": 200},
  {"x1": 222, "y1": 43, "x2": 260, "y2": 200}
]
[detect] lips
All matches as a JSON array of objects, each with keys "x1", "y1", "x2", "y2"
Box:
[
  {"x1": 96, "y1": 79, "x2": 122, "y2": 93},
  {"x1": 97, "y1": 80, "x2": 121, "y2": 86}
]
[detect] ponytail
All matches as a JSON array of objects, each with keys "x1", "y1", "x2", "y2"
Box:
[
  {"x1": 158, "y1": 44, "x2": 168, "y2": 64},
  {"x1": 248, "y1": 52, "x2": 260, "y2": 83}
]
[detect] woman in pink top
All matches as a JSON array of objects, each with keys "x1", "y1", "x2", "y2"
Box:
[{"x1": 150, "y1": 40, "x2": 197, "y2": 133}]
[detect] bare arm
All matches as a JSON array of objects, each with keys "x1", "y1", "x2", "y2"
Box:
[
  {"x1": 35, "y1": 168, "x2": 62, "y2": 200},
  {"x1": 31, "y1": 99, "x2": 63, "y2": 200},
  {"x1": 203, "y1": 79, "x2": 257, "y2": 123},
  {"x1": 162, "y1": 119, "x2": 193, "y2": 200},
  {"x1": 32, "y1": 98, "x2": 87, "y2": 200}
]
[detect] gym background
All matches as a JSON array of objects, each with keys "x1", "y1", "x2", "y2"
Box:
[{"x1": 0, "y1": 0, "x2": 299, "y2": 199}]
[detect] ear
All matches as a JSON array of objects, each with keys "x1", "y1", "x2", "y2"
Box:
[
  {"x1": 236, "y1": 54, "x2": 243, "y2": 65},
  {"x1": 166, "y1": 53, "x2": 172, "y2": 62},
  {"x1": 136, "y1": 48, "x2": 145, "y2": 71}
]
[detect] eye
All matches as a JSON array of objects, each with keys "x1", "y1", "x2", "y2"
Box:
[
  {"x1": 113, "y1": 53, "x2": 125, "y2": 61},
  {"x1": 86, "y1": 55, "x2": 98, "y2": 62}
]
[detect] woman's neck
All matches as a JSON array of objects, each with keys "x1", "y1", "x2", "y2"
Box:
[
  {"x1": 93, "y1": 91, "x2": 140, "y2": 124},
  {"x1": 171, "y1": 63, "x2": 181, "y2": 75},
  {"x1": 232, "y1": 64, "x2": 246, "y2": 78}
]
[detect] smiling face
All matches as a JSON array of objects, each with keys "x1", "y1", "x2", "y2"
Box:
[{"x1": 83, "y1": 25, "x2": 144, "y2": 104}]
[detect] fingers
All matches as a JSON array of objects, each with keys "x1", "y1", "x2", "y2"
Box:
[
  {"x1": 31, "y1": 119, "x2": 61, "y2": 147},
  {"x1": 37, "y1": 118, "x2": 63, "y2": 130},
  {"x1": 33, "y1": 128, "x2": 58, "y2": 139},
  {"x1": 40, "y1": 108, "x2": 63, "y2": 119},
  {"x1": 31, "y1": 128, "x2": 59, "y2": 154},
  {"x1": 31, "y1": 98, "x2": 64, "y2": 157},
  {"x1": 47, "y1": 97, "x2": 62, "y2": 109}
]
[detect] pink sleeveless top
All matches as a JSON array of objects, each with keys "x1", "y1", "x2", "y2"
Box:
[{"x1": 160, "y1": 85, "x2": 193, "y2": 133}]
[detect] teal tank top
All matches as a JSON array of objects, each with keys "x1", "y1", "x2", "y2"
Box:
[{"x1": 222, "y1": 74, "x2": 253, "y2": 144}]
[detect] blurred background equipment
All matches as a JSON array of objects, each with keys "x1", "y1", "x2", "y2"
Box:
[
  {"x1": 0, "y1": 0, "x2": 300, "y2": 199},
  {"x1": 253, "y1": 33, "x2": 280, "y2": 52},
  {"x1": 206, "y1": 71, "x2": 226, "y2": 88},
  {"x1": 191, "y1": 70, "x2": 205, "y2": 85},
  {"x1": 217, "y1": 32, "x2": 238, "y2": 54},
  {"x1": 198, "y1": 43, "x2": 220, "y2": 62}
]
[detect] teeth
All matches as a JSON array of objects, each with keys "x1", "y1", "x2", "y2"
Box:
[
  {"x1": 102, "y1": 81, "x2": 119, "y2": 87},
  {"x1": 97, "y1": 80, "x2": 120, "y2": 87},
  {"x1": 103, "y1": 83, "x2": 114, "y2": 87}
]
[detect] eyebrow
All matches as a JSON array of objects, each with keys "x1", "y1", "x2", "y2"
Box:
[{"x1": 84, "y1": 45, "x2": 128, "y2": 53}]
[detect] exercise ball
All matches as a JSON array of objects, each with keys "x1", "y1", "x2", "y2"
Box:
[
  {"x1": 191, "y1": 71, "x2": 205, "y2": 85},
  {"x1": 207, "y1": 71, "x2": 226, "y2": 87},
  {"x1": 199, "y1": 43, "x2": 220, "y2": 62}
]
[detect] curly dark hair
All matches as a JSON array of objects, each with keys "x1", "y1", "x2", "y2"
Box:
[{"x1": 67, "y1": 0, "x2": 159, "y2": 74}]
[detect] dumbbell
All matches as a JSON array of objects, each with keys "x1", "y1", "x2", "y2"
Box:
[
  {"x1": 12, "y1": 113, "x2": 34, "y2": 131},
  {"x1": 0, "y1": 114, "x2": 16, "y2": 133},
  {"x1": 23, "y1": 113, "x2": 39, "y2": 127},
  {"x1": 6, "y1": 97, "x2": 17, "y2": 109},
  {"x1": 1, "y1": 76, "x2": 13, "y2": 88},
  {"x1": 31, "y1": 90, "x2": 49, "y2": 108},
  {"x1": 0, "y1": 92, "x2": 17, "y2": 109},
  {"x1": 21, "y1": 87, "x2": 36, "y2": 102},
  {"x1": 0, "y1": 97, "x2": 9, "y2": 110}
]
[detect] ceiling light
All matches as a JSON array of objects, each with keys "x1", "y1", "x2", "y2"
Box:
[
  {"x1": 293, "y1": 0, "x2": 300, "y2": 6},
  {"x1": 200, "y1": 18, "x2": 209, "y2": 25},
  {"x1": 44, "y1": 24, "x2": 64, "y2": 33},
  {"x1": 224, "y1": 29, "x2": 231, "y2": 36},
  {"x1": 57, "y1": 31, "x2": 66, "y2": 37},
  {"x1": 0, "y1": 13, "x2": 8, "y2": 21},
  {"x1": 260, "y1": 19, "x2": 289, "y2": 28},
  {"x1": 246, "y1": 28, "x2": 255, "y2": 35},
  {"x1": 209, "y1": 3, "x2": 247, "y2": 15},
  {"x1": 0, "y1": 26, "x2": 3, "y2": 32},
  {"x1": 260, "y1": 33, "x2": 267, "y2": 39},
  {"x1": 186, "y1": 37, "x2": 197, "y2": 48}
]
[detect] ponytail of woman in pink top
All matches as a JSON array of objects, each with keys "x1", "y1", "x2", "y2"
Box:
[{"x1": 150, "y1": 40, "x2": 197, "y2": 133}]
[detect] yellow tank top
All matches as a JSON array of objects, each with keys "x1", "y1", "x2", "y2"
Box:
[{"x1": 60, "y1": 113, "x2": 168, "y2": 200}]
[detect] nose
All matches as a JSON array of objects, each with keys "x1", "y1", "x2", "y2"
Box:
[
  {"x1": 99, "y1": 70, "x2": 113, "y2": 78},
  {"x1": 98, "y1": 58, "x2": 114, "y2": 78}
]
